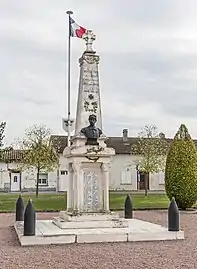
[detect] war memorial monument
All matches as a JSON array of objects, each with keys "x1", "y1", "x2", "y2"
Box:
[{"x1": 14, "y1": 29, "x2": 184, "y2": 245}]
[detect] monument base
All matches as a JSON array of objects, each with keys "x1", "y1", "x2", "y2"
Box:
[
  {"x1": 52, "y1": 211, "x2": 129, "y2": 229},
  {"x1": 14, "y1": 218, "x2": 184, "y2": 246}
]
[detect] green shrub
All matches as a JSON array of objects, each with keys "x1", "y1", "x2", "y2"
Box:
[{"x1": 165, "y1": 124, "x2": 197, "y2": 209}]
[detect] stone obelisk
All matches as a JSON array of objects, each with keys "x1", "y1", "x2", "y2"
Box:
[
  {"x1": 59, "y1": 30, "x2": 117, "y2": 220},
  {"x1": 74, "y1": 30, "x2": 102, "y2": 135}
]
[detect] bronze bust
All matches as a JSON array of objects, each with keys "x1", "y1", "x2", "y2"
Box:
[{"x1": 80, "y1": 114, "x2": 102, "y2": 145}]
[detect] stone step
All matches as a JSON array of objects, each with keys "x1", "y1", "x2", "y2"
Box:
[
  {"x1": 53, "y1": 216, "x2": 129, "y2": 229},
  {"x1": 59, "y1": 211, "x2": 120, "y2": 222}
]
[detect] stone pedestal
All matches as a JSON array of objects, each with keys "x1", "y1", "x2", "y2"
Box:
[
  {"x1": 53, "y1": 135, "x2": 119, "y2": 229},
  {"x1": 52, "y1": 135, "x2": 126, "y2": 230},
  {"x1": 63, "y1": 136, "x2": 115, "y2": 215}
]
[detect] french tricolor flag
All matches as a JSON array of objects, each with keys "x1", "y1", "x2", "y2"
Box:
[{"x1": 69, "y1": 17, "x2": 87, "y2": 38}]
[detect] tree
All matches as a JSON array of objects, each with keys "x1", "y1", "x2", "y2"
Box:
[
  {"x1": 20, "y1": 125, "x2": 59, "y2": 197},
  {"x1": 131, "y1": 125, "x2": 169, "y2": 196},
  {"x1": 165, "y1": 124, "x2": 197, "y2": 209},
  {"x1": 0, "y1": 122, "x2": 10, "y2": 161},
  {"x1": 0, "y1": 122, "x2": 6, "y2": 148}
]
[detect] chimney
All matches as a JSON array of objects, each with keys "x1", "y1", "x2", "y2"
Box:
[
  {"x1": 159, "y1": 132, "x2": 165, "y2": 139},
  {"x1": 123, "y1": 129, "x2": 128, "y2": 142}
]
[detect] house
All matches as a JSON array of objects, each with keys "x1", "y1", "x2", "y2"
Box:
[
  {"x1": 0, "y1": 129, "x2": 171, "y2": 192},
  {"x1": 0, "y1": 149, "x2": 57, "y2": 192}
]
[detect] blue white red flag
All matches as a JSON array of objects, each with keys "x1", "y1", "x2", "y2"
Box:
[{"x1": 69, "y1": 17, "x2": 87, "y2": 38}]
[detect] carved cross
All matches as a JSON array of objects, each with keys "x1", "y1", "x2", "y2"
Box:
[{"x1": 83, "y1": 30, "x2": 96, "y2": 52}]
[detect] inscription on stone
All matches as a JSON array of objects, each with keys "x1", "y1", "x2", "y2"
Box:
[
  {"x1": 83, "y1": 171, "x2": 100, "y2": 212},
  {"x1": 84, "y1": 86, "x2": 99, "y2": 94},
  {"x1": 83, "y1": 66, "x2": 99, "y2": 94}
]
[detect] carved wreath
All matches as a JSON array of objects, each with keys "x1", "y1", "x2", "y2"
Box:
[
  {"x1": 91, "y1": 101, "x2": 98, "y2": 113},
  {"x1": 84, "y1": 55, "x2": 99, "y2": 64},
  {"x1": 84, "y1": 56, "x2": 95, "y2": 64},
  {"x1": 86, "y1": 146, "x2": 104, "y2": 154},
  {"x1": 86, "y1": 156, "x2": 100, "y2": 162},
  {"x1": 84, "y1": 100, "x2": 98, "y2": 113},
  {"x1": 84, "y1": 101, "x2": 89, "y2": 111},
  {"x1": 85, "y1": 146, "x2": 104, "y2": 162}
]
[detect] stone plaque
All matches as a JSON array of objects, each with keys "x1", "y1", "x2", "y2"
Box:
[
  {"x1": 83, "y1": 66, "x2": 99, "y2": 94},
  {"x1": 83, "y1": 171, "x2": 100, "y2": 212}
]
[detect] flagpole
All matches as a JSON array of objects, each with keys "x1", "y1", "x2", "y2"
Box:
[{"x1": 66, "y1": 10, "x2": 73, "y2": 147}]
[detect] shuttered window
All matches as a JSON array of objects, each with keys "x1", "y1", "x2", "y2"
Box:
[{"x1": 121, "y1": 168, "x2": 136, "y2": 184}]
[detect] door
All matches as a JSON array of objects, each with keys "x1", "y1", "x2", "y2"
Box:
[
  {"x1": 139, "y1": 172, "x2": 149, "y2": 190},
  {"x1": 10, "y1": 173, "x2": 20, "y2": 192}
]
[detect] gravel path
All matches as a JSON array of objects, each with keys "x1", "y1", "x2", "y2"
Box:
[{"x1": 0, "y1": 211, "x2": 196, "y2": 269}]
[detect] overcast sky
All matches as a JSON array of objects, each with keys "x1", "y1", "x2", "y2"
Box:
[{"x1": 1, "y1": 0, "x2": 197, "y2": 145}]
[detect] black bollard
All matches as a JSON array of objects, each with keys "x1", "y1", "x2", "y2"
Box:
[
  {"x1": 124, "y1": 194, "x2": 133, "y2": 219},
  {"x1": 16, "y1": 195, "x2": 24, "y2": 221},
  {"x1": 24, "y1": 199, "x2": 36, "y2": 236},
  {"x1": 168, "y1": 197, "x2": 179, "y2": 231}
]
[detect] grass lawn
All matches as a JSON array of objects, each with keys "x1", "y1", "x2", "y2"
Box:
[
  {"x1": 0, "y1": 192, "x2": 171, "y2": 212},
  {"x1": 109, "y1": 192, "x2": 170, "y2": 210}
]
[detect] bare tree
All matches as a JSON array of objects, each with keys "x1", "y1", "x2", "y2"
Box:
[
  {"x1": 131, "y1": 125, "x2": 169, "y2": 196},
  {"x1": 0, "y1": 122, "x2": 7, "y2": 161},
  {"x1": 20, "y1": 125, "x2": 59, "y2": 197}
]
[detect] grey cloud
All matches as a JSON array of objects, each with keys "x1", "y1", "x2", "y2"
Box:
[
  {"x1": 101, "y1": 51, "x2": 197, "y2": 129},
  {"x1": 0, "y1": 32, "x2": 65, "y2": 64},
  {"x1": 100, "y1": 50, "x2": 197, "y2": 115},
  {"x1": 0, "y1": 33, "x2": 70, "y2": 105},
  {"x1": 114, "y1": 1, "x2": 177, "y2": 25},
  {"x1": 103, "y1": 113, "x2": 152, "y2": 136},
  {"x1": 163, "y1": 104, "x2": 197, "y2": 118},
  {"x1": 21, "y1": 97, "x2": 53, "y2": 106}
]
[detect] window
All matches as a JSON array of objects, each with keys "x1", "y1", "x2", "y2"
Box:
[
  {"x1": 121, "y1": 168, "x2": 133, "y2": 184},
  {"x1": 38, "y1": 173, "x2": 48, "y2": 185},
  {"x1": 61, "y1": 170, "x2": 68, "y2": 175},
  {"x1": 13, "y1": 176, "x2": 18, "y2": 182},
  {"x1": 158, "y1": 171, "x2": 165, "y2": 185}
]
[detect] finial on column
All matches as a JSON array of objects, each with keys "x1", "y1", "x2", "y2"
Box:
[{"x1": 83, "y1": 30, "x2": 96, "y2": 52}]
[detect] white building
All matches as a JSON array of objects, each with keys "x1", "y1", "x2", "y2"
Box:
[
  {"x1": 0, "y1": 150, "x2": 57, "y2": 192},
  {"x1": 0, "y1": 130, "x2": 166, "y2": 193}
]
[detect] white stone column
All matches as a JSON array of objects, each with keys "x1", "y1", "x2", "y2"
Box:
[
  {"x1": 67, "y1": 163, "x2": 74, "y2": 212},
  {"x1": 72, "y1": 164, "x2": 77, "y2": 212},
  {"x1": 72, "y1": 162, "x2": 82, "y2": 213},
  {"x1": 76, "y1": 162, "x2": 83, "y2": 212},
  {"x1": 102, "y1": 163, "x2": 110, "y2": 212}
]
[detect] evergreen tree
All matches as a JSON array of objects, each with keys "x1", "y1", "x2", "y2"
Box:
[{"x1": 165, "y1": 124, "x2": 197, "y2": 209}]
